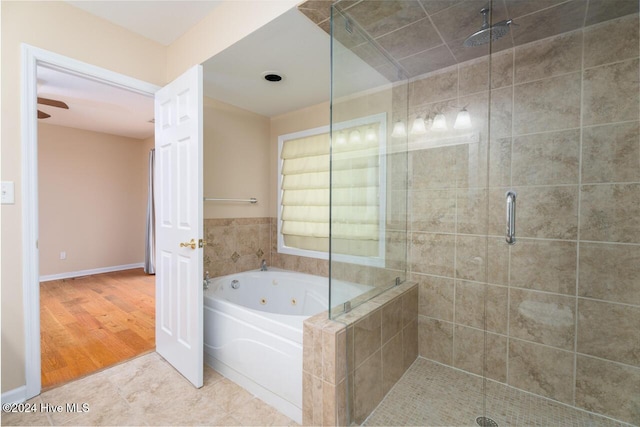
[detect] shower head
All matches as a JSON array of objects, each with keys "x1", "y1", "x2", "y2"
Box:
[{"x1": 463, "y1": 7, "x2": 513, "y2": 47}]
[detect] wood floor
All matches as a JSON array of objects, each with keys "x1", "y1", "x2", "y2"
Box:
[{"x1": 40, "y1": 268, "x2": 155, "y2": 389}]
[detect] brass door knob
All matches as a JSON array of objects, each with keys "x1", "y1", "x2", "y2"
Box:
[{"x1": 180, "y1": 238, "x2": 197, "y2": 250}]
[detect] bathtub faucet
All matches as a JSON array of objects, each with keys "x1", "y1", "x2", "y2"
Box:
[
  {"x1": 203, "y1": 271, "x2": 211, "y2": 290},
  {"x1": 260, "y1": 259, "x2": 268, "y2": 271}
]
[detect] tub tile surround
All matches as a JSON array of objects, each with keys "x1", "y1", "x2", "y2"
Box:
[
  {"x1": 204, "y1": 217, "x2": 329, "y2": 279},
  {"x1": 409, "y1": 13, "x2": 640, "y2": 425},
  {"x1": 302, "y1": 282, "x2": 418, "y2": 426}
]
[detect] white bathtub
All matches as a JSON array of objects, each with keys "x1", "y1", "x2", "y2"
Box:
[{"x1": 203, "y1": 268, "x2": 372, "y2": 424}]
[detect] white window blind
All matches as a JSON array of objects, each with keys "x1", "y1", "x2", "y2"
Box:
[{"x1": 280, "y1": 121, "x2": 382, "y2": 258}]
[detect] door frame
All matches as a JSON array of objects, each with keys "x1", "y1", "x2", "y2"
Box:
[{"x1": 21, "y1": 44, "x2": 161, "y2": 400}]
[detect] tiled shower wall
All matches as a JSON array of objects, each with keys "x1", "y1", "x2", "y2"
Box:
[{"x1": 410, "y1": 14, "x2": 639, "y2": 425}]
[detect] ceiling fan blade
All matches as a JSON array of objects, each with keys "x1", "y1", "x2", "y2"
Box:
[
  {"x1": 38, "y1": 97, "x2": 69, "y2": 109},
  {"x1": 38, "y1": 110, "x2": 51, "y2": 119}
]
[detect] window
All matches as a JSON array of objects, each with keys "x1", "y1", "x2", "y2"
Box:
[{"x1": 277, "y1": 113, "x2": 386, "y2": 266}]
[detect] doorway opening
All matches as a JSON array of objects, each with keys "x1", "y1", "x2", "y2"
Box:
[
  {"x1": 36, "y1": 64, "x2": 157, "y2": 388},
  {"x1": 22, "y1": 44, "x2": 161, "y2": 399}
]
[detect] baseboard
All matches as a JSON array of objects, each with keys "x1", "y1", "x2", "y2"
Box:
[
  {"x1": 1, "y1": 385, "x2": 26, "y2": 404},
  {"x1": 39, "y1": 263, "x2": 145, "y2": 282}
]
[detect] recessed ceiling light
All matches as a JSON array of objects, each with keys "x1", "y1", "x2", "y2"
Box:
[{"x1": 263, "y1": 71, "x2": 284, "y2": 82}]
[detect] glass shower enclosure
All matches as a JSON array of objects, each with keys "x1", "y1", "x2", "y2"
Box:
[{"x1": 329, "y1": 0, "x2": 640, "y2": 425}]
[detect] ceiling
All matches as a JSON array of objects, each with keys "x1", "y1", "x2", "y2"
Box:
[
  {"x1": 202, "y1": 7, "x2": 330, "y2": 118},
  {"x1": 37, "y1": 65, "x2": 155, "y2": 139},
  {"x1": 66, "y1": 1, "x2": 222, "y2": 46},
  {"x1": 44, "y1": 0, "x2": 639, "y2": 138}
]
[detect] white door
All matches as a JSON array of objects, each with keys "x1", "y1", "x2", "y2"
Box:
[{"x1": 154, "y1": 65, "x2": 203, "y2": 388}]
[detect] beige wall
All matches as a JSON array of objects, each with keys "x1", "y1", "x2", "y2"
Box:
[
  {"x1": 38, "y1": 124, "x2": 152, "y2": 276},
  {"x1": 204, "y1": 97, "x2": 270, "y2": 219},
  {"x1": 1, "y1": 0, "x2": 297, "y2": 394},
  {"x1": 0, "y1": 0, "x2": 166, "y2": 393}
]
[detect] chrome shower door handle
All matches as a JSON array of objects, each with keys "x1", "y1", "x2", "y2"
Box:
[{"x1": 506, "y1": 191, "x2": 517, "y2": 245}]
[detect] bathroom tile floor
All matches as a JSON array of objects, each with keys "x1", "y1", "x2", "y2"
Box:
[
  {"x1": 364, "y1": 358, "x2": 627, "y2": 427},
  {"x1": 2, "y1": 352, "x2": 298, "y2": 426}
]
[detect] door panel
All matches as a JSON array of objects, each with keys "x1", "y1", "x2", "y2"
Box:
[{"x1": 154, "y1": 65, "x2": 203, "y2": 388}]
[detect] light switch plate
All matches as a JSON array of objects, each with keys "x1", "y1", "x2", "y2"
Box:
[{"x1": 1, "y1": 181, "x2": 15, "y2": 204}]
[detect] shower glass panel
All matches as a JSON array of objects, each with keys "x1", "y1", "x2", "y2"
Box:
[
  {"x1": 328, "y1": 2, "x2": 409, "y2": 319},
  {"x1": 328, "y1": 0, "x2": 640, "y2": 425}
]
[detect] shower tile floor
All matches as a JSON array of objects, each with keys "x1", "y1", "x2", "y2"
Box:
[
  {"x1": 2, "y1": 352, "x2": 298, "y2": 426},
  {"x1": 364, "y1": 358, "x2": 627, "y2": 427}
]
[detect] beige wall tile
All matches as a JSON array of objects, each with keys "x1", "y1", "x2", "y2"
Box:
[
  {"x1": 510, "y1": 239, "x2": 577, "y2": 295},
  {"x1": 491, "y1": 50, "x2": 514, "y2": 89},
  {"x1": 322, "y1": 329, "x2": 337, "y2": 384},
  {"x1": 302, "y1": 371, "x2": 314, "y2": 425},
  {"x1": 513, "y1": 73, "x2": 581, "y2": 135},
  {"x1": 511, "y1": 186, "x2": 579, "y2": 240},
  {"x1": 455, "y1": 236, "x2": 509, "y2": 285},
  {"x1": 580, "y1": 183, "x2": 640, "y2": 243},
  {"x1": 381, "y1": 297, "x2": 403, "y2": 344},
  {"x1": 376, "y1": 18, "x2": 442, "y2": 60},
  {"x1": 410, "y1": 232, "x2": 455, "y2": 277},
  {"x1": 488, "y1": 138, "x2": 512, "y2": 188},
  {"x1": 578, "y1": 242, "x2": 640, "y2": 305},
  {"x1": 347, "y1": 0, "x2": 426, "y2": 39},
  {"x1": 411, "y1": 145, "x2": 466, "y2": 189},
  {"x1": 456, "y1": 188, "x2": 488, "y2": 235},
  {"x1": 459, "y1": 91, "x2": 490, "y2": 142},
  {"x1": 584, "y1": 0, "x2": 639, "y2": 25},
  {"x1": 455, "y1": 281, "x2": 508, "y2": 334},
  {"x1": 353, "y1": 309, "x2": 381, "y2": 368},
  {"x1": 488, "y1": 86, "x2": 514, "y2": 140},
  {"x1": 584, "y1": 14, "x2": 639, "y2": 68},
  {"x1": 514, "y1": 30, "x2": 582, "y2": 83},
  {"x1": 487, "y1": 237, "x2": 510, "y2": 285},
  {"x1": 236, "y1": 224, "x2": 260, "y2": 256},
  {"x1": 400, "y1": 45, "x2": 458, "y2": 77},
  {"x1": 581, "y1": 121, "x2": 640, "y2": 184},
  {"x1": 302, "y1": 322, "x2": 316, "y2": 374},
  {"x1": 455, "y1": 235, "x2": 488, "y2": 283},
  {"x1": 312, "y1": 325, "x2": 324, "y2": 378},
  {"x1": 453, "y1": 326, "x2": 507, "y2": 383},
  {"x1": 583, "y1": 59, "x2": 640, "y2": 126},
  {"x1": 403, "y1": 319, "x2": 419, "y2": 370},
  {"x1": 207, "y1": 223, "x2": 236, "y2": 260},
  {"x1": 311, "y1": 374, "x2": 324, "y2": 426},
  {"x1": 335, "y1": 378, "x2": 348, "y2": 427},
  {"x1": 511, "y1": 0, "x2": 587, "y2": 46},
  {"x1": 382, "y1": 332, "x2": 404, "y2": 396},
  {"x1": 410, "y1": 189, "x2": 456, "y2": 233},
  {"x1": 575, "y1": 355, "x2": 640, "y2": 425},
  {"x1": 418, "y1": 316, "x2": 453, "y2": 365},
  {"x1": 577, "y1": 298, "x2": 640, "y2": 366},
  {"x1": 322, "y1": 380, "x2": 336, "y2": 426},
  {"x1": 509, "y1": 289, "x2": 576, "y2": 350},
  {"x1": 353, "y1": 350, "x2": 382, "y2": 425},
  {"x1": 417, "y1": 275, "x2": 454, "y2": 321},
  {"x1": 409, "y1": 69, "x2": 458, "y2": 106},
  {"x1": 459, "y1": 58, "x2": 489, "y2": 96},
  {"x1": 508, "y1": 339, "x2": 575, "y2": 404},
  {"x1": 401, "y1": 285, "x2": 419, "y2": 327},
  {"x1": 511, "y1": 129, "x2": 580, "y2": 186}
]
